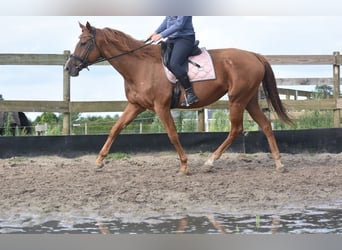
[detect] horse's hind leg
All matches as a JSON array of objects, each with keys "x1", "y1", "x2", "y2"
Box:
[
  {"x1": 246, "y1": 96, "x2": 285, "y2": 172},
  {"x1": 205, "y1": 102, "x2": 244, "y2": 171},
  {"x1": 95, "y1": 103, "x2": 145, "y2": 168}
]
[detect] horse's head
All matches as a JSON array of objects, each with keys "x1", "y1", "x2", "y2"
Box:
[{"x1": 65, "y1": 22, "x2": 102, "y2": 77}]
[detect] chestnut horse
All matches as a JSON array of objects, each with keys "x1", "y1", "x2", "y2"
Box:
[{"x1": 65, "y1": 22, "x2": 292, "y2": 174}]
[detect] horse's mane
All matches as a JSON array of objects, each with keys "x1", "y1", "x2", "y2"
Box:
[{"x1": 101, "y1": 28, "x2": 159, "y2": 60}]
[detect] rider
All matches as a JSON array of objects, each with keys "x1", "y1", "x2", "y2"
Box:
[{"x1": 148, "y1": 16, "x2": 199, "y2": 106}]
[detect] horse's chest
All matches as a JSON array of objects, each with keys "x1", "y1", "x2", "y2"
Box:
[{"x1": 125, "y1": 81, "x2": 152, "y2": 104}]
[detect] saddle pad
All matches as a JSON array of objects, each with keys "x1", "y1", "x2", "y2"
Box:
[{"x1": 164, "y1": 48, "x2": 216, "y2": 84}]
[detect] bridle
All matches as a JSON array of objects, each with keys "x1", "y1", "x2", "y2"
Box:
[
  {"x1": 69, "y1": 27, "x2": 152, "y2": 71},
  {"x1": 69, "y1": 28, "x2": 98, "y2": 71}
]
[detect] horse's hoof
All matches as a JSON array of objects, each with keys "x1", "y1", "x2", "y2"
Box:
[
  {"x1": 95, "y1": 165, "x2": 104, "y2": 172},
  {"x1": 275, "y1": 163, "x2": 287, "y2": 173},
  {"x1": 95, "y1": 161, "x2": 104, "y2": 171},
  {"x1": 95, "y1": 167, "x2": 104, "y2": 172},
  {"x1": 180, "y1": 167, "x2": 190, "y2": 175},
  {"x1": 204, "y1": 162, "x2": 214, "y2": 172},
  {"x1": 275, "y1": 159, "x2": 287, "y2": 173},
  {"x1": 205, "y1": 158, "x2": 214, "y2": 166},
  {"x1": 276, "y1": 166, "x2": 288, "y2": 173},
  {"x1": 204, "y1": 158, "x2": 214, "y2": 172}
]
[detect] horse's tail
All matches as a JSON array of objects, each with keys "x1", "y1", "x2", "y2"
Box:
[{"x1": 254, "y1": 53, "x2": 293, "y2": 125}]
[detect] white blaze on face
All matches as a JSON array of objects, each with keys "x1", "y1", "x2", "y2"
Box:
[{"x1": 64, "y1": 57, "x2": 72, "y2": 71}]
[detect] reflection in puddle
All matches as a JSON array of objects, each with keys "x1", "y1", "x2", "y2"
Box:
[{"x1": 0, "y1": 208, "x2": 341, "y2": 234}]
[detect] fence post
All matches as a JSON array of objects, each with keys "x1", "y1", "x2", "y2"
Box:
[
  {"x1": 197, "y1": 108, "x2": 205, "y2": 132},
  {"x1": 333, "y1": 51, "x2": 341, "y2": 128},
  {"x1": 63, "y1": 50, "x2": 71, "y2": 135}
]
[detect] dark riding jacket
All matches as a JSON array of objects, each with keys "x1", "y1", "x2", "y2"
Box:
[{"x1": 155, "y1": 16, "x2": 195, "y2": 39}]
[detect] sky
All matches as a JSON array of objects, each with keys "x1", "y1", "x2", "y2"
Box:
[
  {"x1": 1, "y1": 15, "x2": 342, "y2": 119},
  {"x1": 2, "y1": 0, "x2": 342, "y2": 15}
]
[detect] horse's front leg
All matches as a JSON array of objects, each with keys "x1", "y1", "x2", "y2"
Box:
[
  {"x1": 155, "y1": 107, "x2": 189, "y2": 174},
  {"x1": 95, "y1": 103, "x2": 145, "y2": 168}
]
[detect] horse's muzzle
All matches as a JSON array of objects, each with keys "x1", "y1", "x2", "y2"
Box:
[{"x1": 64, "y1": 58, "x2": 80, "y2": 77}]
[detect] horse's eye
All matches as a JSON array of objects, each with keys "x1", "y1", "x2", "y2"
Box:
[{"x1": 80, "y1": 41, "x2": 86, "y2": 46}]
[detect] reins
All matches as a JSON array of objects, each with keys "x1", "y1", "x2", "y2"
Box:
[{"x1": 91, "y1": 39, "x2": 153, "y2": 66}]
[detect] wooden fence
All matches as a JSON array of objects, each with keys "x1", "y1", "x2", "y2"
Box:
[{"x1": 0, "y1": 51, "x2": 341, "y2": 135}]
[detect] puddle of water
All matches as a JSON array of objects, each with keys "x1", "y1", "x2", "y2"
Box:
[{"x1": 0, "y1": 208, "x2": 341, "y2": 234}]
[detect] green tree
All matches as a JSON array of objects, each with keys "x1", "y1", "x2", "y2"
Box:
[
  {"x1": 34, "y1": 112, "x2": 59, "y2": 124},
  {"x1": 150, "y1": 116, "x2": 164, "y2": 133},
  {"x1": 311, "y1": 85, "x2": 333, "y2": 99},
  {"x1": 182, "y1": 111, "x2": 197, "y2": 132},
  {"x1": 76, "y1": 114, "x2": 119, "y2": 135},
  {"x1": 71, "y1": 112, "x2": 81, "y2": 123},
  {"x1": 209, "y1": 110, "x2": 230, "y2": 132},
  {"x1": 173, "y1": 111, "x2": 185, "y2": 131},
  {"x1": 137, "y1": 110, "x2": 156, "y2": 123},
  {"x1": 34, "y1": 112, "x2": 61, "y2": 135},
  {"x1": 122, "y1": 110, "x2": 157, "y2": 133},
  {"x1": 169, "y1": 111, "x2": 198, "y2": 132},
  {"x1": 243, "y1": 112, "x2": 259, "y2": 131},
  {"x1": 295, "y1": 110, "x2": 333, "y2": 129}
]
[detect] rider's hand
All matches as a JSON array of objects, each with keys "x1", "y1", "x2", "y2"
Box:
[{"x1": 149, "y1": 33, "x2": 163, "y2": 42}]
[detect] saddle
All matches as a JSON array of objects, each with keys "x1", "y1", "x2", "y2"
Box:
[
  {"x1": 160, "y1": 40, "x2": 202, "y2": 109},
  {"x1": 161, "y1": 40, "x2": 202, "y2": 71}
]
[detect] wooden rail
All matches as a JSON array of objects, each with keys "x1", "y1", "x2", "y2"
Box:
[{"x1": 0, "y1": 51, "x2": 341, "y2": 134}]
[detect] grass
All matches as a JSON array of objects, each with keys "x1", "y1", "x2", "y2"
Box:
[
  {"x1": 106, "y1": 152, "x2": 130, "y2": 160},
  {"x1": 199, "y1": 151, "x2": 210, "y2": 157}
]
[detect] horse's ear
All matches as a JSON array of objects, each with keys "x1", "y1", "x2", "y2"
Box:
[
  {"x1": 86, "y1": 21, "x2": 92, "y2": 32},
  {"x1": 78, "y1": 22, "x2": 85, "y2": 29}
]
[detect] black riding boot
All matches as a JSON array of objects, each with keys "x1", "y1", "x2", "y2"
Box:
[{"x1": 179, "y1": 75, "x2": 199, "y2": 107}]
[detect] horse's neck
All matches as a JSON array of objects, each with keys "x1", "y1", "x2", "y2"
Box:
[
  {"x1": 101, "y1": 42, "x2": 155, "y2": 82},
  {"x1": 107, "y1": 52, "x2": 137, "y2": 77},
  {"x1": 97, "y1": 29, "x2": 160, "y2": 82}
]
